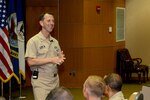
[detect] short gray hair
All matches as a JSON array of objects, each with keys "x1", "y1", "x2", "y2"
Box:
[
  {"x1": 46, "y1": 86, "x2": 74, "y2": 100},
  {"x1": 0, "y1": 97, "x2": 6, "y2": 100},
  {"x1": 84, "y1": 75, "x2": 105, "y2": 98}
]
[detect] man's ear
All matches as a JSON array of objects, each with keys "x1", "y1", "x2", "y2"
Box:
[
  {"x1": 103, "y1": 85, "x2": 110, "y2": 97},
  {"x1": 39, "y1": 21, "x2": 43, "y2": 27},
  {"x1": 83, "y1": 86, "x2": 88, "y2": 99},
  {"x1": 107, "y1": 85, "x2": 112, "y2": 92},
  {"x1": 105, "y1": 85, "x2": 108, "y2": 92}
]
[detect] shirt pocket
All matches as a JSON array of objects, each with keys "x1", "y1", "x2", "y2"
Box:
[
  {"x1": 53, "y1": 45, "x2": 61, "y2": 56},
  {"x1": 37, "y1": 45, "x2": 48, "y2": 56}
]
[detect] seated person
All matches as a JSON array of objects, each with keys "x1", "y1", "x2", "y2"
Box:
[
  {"x1": 104, "y1": 73, "x2": 126, "y2": 100},
  {"x1": 45, "y1": 86, "x2": 74, "y2": 100},
  {"x1": 83, "y1": 75, "x2": 106, "y2": 100},
  {"x1": 0, "y1": 97, "x2": 6, "y2": 100}
]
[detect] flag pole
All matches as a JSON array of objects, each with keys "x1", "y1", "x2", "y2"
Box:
[
  {"x1": 18, "y1": 73, "x2": 26, "y2": 99},
  {"x1": 1, "y1": 81, "x2": 3, "y2": 97},
  {"x1": 9, "y1": 79, "x2": 11, "y2": 100}
]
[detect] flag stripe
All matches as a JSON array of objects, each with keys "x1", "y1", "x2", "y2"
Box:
[
  {"x1": 3, "y1": 27, "x2": 9, "y2": 38},
  {"x1": 0, "y1": 69, "x2": 7, "y2": 80},
  {"x1": 0, "y1": 52, "x2": 13, "y2": 74},
  {"x1": 0, "y1": 35, "x2": 10, "y2": 57},
  {"x1": 0, "y1": 60, "x2": 10, "y2": 78}
]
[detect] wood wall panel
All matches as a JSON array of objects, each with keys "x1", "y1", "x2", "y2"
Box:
[
  {"x1": 83, "y1": 0, "x2": 114, "y2": 47},
  {"x1": 59, "y1": 48, "x2": 84, "y2": 88},
  {"x1": 112, "y1": 0, "x2": 125, "y2": 4},
  {"x1": 102, "y1": 24, "x2": 115, "y2": 46},
  {"x1": 84, "y1": 0, "x2": 103, "y2": 25},
  {"x1": 59, "y1": 0, "x2": 125, "y2": 87},
  {"x1": 83, "y1": 25, "x2": 103, "y2": 47},
  {"x1": 102, "y1": 47, "x2": 116, "y2": 71},
  {"x1": 26, "y1": 0, "x2": 58, "y2": 7},
  {"x1": 83, "y1": 24, "x2": 115, "y2": 47},
  {"x1": 59, "y1": 23, "x2": 83, "y2": 48},
  {"x1": 82, "y1": 47, "x2": 115, "y2": 72},
  {"x1": 59, "y1": 0, "x2": 83, "y2": 24},
  {"x1": 83, "y1": 48, "x2": 103, "y2": 70},
  {"x1": 84, "y1": 0, "x2": 113, "y2": 25}
]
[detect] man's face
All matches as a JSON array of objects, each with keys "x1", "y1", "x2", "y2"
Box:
[
  {"x1": 41, "y1": 14, "x2": 55, "y2": 33},
  {"x1": 104, "y1": 85, "x2": 109, "y2": 97}
]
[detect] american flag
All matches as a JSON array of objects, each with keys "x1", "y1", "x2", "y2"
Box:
[{"x1": 0, "y1": 0, "x2": 13, "y2": 82}]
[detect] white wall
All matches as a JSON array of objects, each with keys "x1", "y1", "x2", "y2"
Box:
[{"x1": 125, "y1": 0, "x2": 150, "y2": 68}]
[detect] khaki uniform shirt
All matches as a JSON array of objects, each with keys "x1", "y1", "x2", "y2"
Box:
[
  {"x1": 25, "y1": 32, "x2": 61, "y2": 100},
  {"x1": 109, "y1": 91, "x2": 126, "y2": 100}
]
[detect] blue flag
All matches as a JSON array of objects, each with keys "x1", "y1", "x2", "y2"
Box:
[
  {"x1": 7, "y1": 0, "x2": 25, "y2": 83},
  {"x1": 16, "y1": 0, "x2": 25, "y2": 80}
]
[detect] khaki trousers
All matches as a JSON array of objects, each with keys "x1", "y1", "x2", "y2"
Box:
[{"x1": 31, "y1": 73, "x2": 59, "y2": 100}]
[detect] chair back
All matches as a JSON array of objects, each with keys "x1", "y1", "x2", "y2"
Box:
[
  {"x1": 129, "y1": 92, "x2": 144, "y2": 100},
  {"x1": 117, "y1": 48, "x2": 133, "y2": 75},
  {"x1": 118, "y1": 48, "x2": 132, "y2": 60},
  {"x1": 141, "y1": 85, "x2": 150, "y2": 100}
]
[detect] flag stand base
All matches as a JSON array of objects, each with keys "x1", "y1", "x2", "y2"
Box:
[
  {"x1": 18, "y1": 96, "x2": 26, "y2": 99},
  {"x1": 17, "y1": 74, "x2": 26, "y2": 99}
]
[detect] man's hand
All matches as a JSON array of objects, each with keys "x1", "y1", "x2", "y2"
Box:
[{"x1": 51, "y1": 51, "x2": 66, "y2": 65}]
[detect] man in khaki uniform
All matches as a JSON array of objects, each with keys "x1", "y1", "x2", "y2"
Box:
[{"x1": 25, "y1": 13, "x2": 66, "y2": 100}]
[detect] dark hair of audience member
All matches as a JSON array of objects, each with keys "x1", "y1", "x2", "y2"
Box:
[{"x1": 104, "y1": 73, "x2": 122, "y2": 92}]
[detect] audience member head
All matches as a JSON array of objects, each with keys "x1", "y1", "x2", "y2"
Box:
[
  {"x1": 83, "y1": 75, "x2": 105, "y2": 100},
  {"x1": 104, "y1": 73, "x2": 123, "y2": 97},
  {"x1": 0, "y1": 97, "x2": 6, "y2": 100},
  {"x1": 46, "y1": 86, "x2": 74, "y2": 100}
]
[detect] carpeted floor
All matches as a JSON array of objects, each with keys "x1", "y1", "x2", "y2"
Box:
[{"x1": 3, "y1": 81, "x2": 150, "y2": 100}]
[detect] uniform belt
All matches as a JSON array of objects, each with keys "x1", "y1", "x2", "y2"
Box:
[{"x1": 54, "y1": 73, "x2": 57, "y2": 77}]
